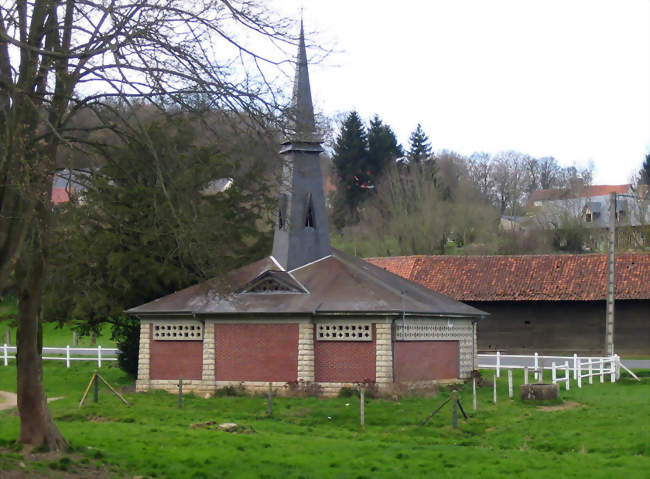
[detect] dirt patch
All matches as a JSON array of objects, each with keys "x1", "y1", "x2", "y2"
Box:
[
  {"x1": 0, "y1": 391, "x2": 64, "y2": 412},
  {"x1": 537, "y1": 400, "x2": 583, "y2": 412}
]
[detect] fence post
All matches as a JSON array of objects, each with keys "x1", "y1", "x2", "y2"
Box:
[
  {"x1": 97, "y1": 345, "x2": 102, "y2": 368},
  {"x1": 472, "y1": 377, "x2": 477, "y2": 411},
  {"x1": 493, "y1": 375, "x2": 497, "y2": 404},
  {"x1": 551, "y1": 362, "x2": 556, "y2": 383},
  {"x1": 93, "y1": 373, "x2": 99, "y2": 403},
  {"x1": 2, "y1": 344, "x2": 7, "y2": 367},
  {"x1": 588, "y1": 358, "x2": 593, "y2": 385},
  {"x1": 452, "y1": 390, "x2": 458, "y2": 429},
  {"x1": 600, "y1": 358, "x2": 604, "y2": 383},
  {"x1": 508, "y1": 369, "x2": 513, "y2": 399},
  {"x1": 496, "y1": 351, "x2": 501, "y2": 378},
  {"x1": 577, "y1": 358, "x2": 582, "y2": 388},
  {"x1": 524, "y1": 367, "x2": 529, "y2": 385},
  {"x1": 610, "y1": 357, "x2": 615, "y2": 383},
  {"x1": 573, "y1": 353, "x2": 578, "y2": 380},
  {"x1": 534, "y1": 353, "x2": 539, "y2": 381},
  {"x1": 564, "y1": 361, "x2": 570, "y2": 391},
  {"x1": 539, "y1": 356, "x2": 544, "y2": 383},
  {"x1": 615, "y1": 354, "x2": 621, "y2": 381},
  {"x1": 66, "y1": 345, "x2": 70, "y2": 368}
]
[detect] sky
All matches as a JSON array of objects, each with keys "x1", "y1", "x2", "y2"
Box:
[{"x1": 273, "y1": 0, "x2": 650, "y2": 185}]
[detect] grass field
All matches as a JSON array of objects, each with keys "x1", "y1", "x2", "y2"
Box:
[
  {"x1": 0, "y1": 362, "x2": 648, "y2": 478},
  {"x1": 0, "y1": 296, "x2": 115, "y2": 348}
]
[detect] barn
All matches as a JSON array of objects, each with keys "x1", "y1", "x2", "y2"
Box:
[
  {"x1": 368, "y1": 254, "x2": 650, "y2": 356},
  {"x1": 128, "y1": 25, "x2": 486, "y2": 397}
]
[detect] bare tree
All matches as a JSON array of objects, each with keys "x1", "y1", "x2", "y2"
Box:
[{"x1": 0, "y1": 0, "x2": 299, "y2": 450}]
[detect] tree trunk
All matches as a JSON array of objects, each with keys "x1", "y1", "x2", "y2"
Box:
[{"x1": 15, "y1": 204, "x2": 67, "y2": 452}]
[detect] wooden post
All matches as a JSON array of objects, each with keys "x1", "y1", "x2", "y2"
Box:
[
  {"x1": 539, "y1": 356, "x2": 544, "y2": 383},
  {"x1": 552, "y1": 362, "x2": 556, "y2": 383},
  {"x1": 600, "y1": 358, "x2": 604, "y2": 383},
  {"x1": 360, "y1": 387, "x2": 365, "y2": 428},
  {"x1": 267, "y1": 382, "x2": 273, "y2": 417},
  {"x1": 573, "y1": 353, "x2": 578, "y2": 380},
  {"x1": 177, "y1": 378, "x2": 183, "y2": 408},
  {"x1": 496, "y1": 351, "x2": 501, "y2": 378},
  {"x1": 524, "y1": 367, "x2": 529, "y2": 385},
  {"x1": 452, "y1": 390, "x2": 458, "y2": 429},
  {"x1": 492, "y1": 375, "x2": 497, "y2": 404},
  {"x1": 610, "y1": 357, "x2": 616, "y2": 383},
  {"x1": 534, "y1": 353, "x2": 539, "y2": 381},
  {"x1": 507, "y1": 369, "x2": 513, "y2": 399},
  {"x1": 577, "y1": 358, "x2": 582, "y2": 388},
  {"x1": 472, "y1": 377, "x2": 477, "y2": 411},
  {"x1": 93, "y1": 373, "x2": 99, "y2": 403},
  {"x1": 588, "y1": 358, "x2": 593, "y2": 385},
  {"x1": 97, "y1": 345, "x2": 102, "y2": 368},
  {"x1": 564, "y1": 361, "x2": 570, "y2": 391},
  {"x1": 3, "y1": 343, "x2": 7, "y2": 366}
]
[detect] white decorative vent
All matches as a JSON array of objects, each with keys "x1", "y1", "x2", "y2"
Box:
[
  {"x1": 317, "y1": 322, "x2": 372, "y2": 341},
  {"x1": 395, "y1": 319, "x2": 471, "y2": 340},
  {"x1": 153, "y1": 321, "x2": 203, "y2": 341}
]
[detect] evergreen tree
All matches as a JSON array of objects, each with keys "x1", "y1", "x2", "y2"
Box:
[
  {"x1": 43, "y1": 119, "x2": 273, "y2": 375},
  {"x1": 641, "y1": 153, "x2": 650, "y2": 185},
  {"x1": 407, "y1": 123, "x2": 432, "y2": 164},
  {"x1": 331, "y1": 111, "x2": 369, "y2": 227},
  {"x1": 367, "y1": 115, "x2": 403, "y2": 181}
]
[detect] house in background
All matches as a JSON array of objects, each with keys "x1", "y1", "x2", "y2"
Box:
[
  {"x1": 51, "y1": 169, "x2": 91, "y2": 206},
  {"x1": 128, "y1": 25, "x2": 486, "y2": 397},
  {"x1": 368, "y1": 254, "x2": 650, "y2": 356}
]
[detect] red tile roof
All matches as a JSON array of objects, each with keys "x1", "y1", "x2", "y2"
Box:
[
  {"x1": 529, "y1": 184, "x2": 631, "y2": 203},
  {"x1": 366, "y1": 254, "x2": 650, "y2": 301},
  {"x1": 51, "y1": 187, "x2": 70, "y2": 205}
]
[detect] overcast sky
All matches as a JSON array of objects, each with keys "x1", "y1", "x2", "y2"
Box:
[{"x1": 274, "y1": 0, "x2": 650, "y2": 185}]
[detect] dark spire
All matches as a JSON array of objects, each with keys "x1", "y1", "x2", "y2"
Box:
[
  {"x1": 287, "y1": 20, "x2": 319, "y2": 143},
  {"x1": 272, "y1": 21, "x2": 331, "y2": 270}
]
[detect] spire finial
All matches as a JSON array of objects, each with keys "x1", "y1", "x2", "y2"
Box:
[{"x1": 288, "y1": 18, "x2": 318, "y2": 142}]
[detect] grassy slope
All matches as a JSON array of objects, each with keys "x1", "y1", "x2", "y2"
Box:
[
  {"x1": 0, "y1": 363, "x2": 647, "y2": 478},
  {"x1": 0, "y1": 297, "x2": 115, "y2": 347}
]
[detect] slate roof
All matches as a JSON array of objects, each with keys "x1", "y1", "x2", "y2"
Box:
[
  {"x1": 127, "y1": 249, "x2": 486, "y2": 318},
  {"x1": 366, "y1": 254, "x2": 650, "y2": 302}
]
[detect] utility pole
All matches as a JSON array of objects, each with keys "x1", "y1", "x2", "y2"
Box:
[{"x1": 605, "y1": 192, "x2": 616, "y2": 356}]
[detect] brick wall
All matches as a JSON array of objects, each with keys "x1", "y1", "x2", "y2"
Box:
[
  {"x1": 394, "y1": 341, "x2": 459, "y2": 382},
  {"x1": 149, "y1": 329, "x2": 203, "y2": 381},
  {"x1": 314, "y1": 324, "x2": 376, "y2": 383},
  {"x1": 214, "y1": 323, "x2": 298, "y2": 382}
]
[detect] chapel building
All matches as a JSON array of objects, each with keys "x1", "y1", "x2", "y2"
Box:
[{"x1": 128, "y1": 23, "x2": 487, "y2": 396}]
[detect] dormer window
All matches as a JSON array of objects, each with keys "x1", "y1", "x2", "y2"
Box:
[{"x1": 305, "y1": 193, "x2": 315, "y2": 228}]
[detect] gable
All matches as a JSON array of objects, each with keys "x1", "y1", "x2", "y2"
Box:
[{"x1": 237, "y1": 270, "x2": 307, "y2": 294}]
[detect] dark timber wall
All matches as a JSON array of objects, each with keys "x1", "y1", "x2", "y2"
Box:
[{"x1": 473, "y1": 300, "x2": 649, "y2": 355}]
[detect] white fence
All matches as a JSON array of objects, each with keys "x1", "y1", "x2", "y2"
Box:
[
  {"x1": 478, "y1": 352, "x2": 621, "y2": 388},
  {"x1": 2, "y1": 344, "x2": 118, "y2": 368}
]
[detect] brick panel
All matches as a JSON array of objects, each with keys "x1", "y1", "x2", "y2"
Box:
[
  {"x1": 315, "y1": 325, "x2": 376, "y2": 382},
  {"x1": 214, "y1": 324, "x2": 298, "y2": 382},
  {"x1": 150, "y1": 334, "x2": 203, "y2": 380},
  {"x1": 394, "y1": 341, "x2": 458, "y2": 382}
]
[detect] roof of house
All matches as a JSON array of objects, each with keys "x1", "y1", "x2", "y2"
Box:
[
  {"x1": 529, "y1": 184, "x2": 631, "y2": 203},
  {"x1": 127, "y1": 249, "x2": 486, "y2": 318},
  {"x1": 366, "y1": 253, "x2": 650, "y2": 302}
]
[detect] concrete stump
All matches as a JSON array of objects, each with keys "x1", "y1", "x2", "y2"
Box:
[{"x1": 520, "y1": 383, "x2": 559, "y2": 401}]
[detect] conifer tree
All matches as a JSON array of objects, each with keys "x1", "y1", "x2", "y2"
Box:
[
  {"x1": 367, "y1": 115, "x2": 403, "y2": 181},
  {"x1": 407, "y1": 123, "x2": 432, "y2": 164},
  {"x1": 331, "y1": 111, "x2": 369, "y2": 226},
  {"x1": 640, "y1": 153, "x2": 650, "y2": 186}
]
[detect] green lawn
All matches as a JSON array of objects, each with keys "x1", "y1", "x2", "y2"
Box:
[
  {"x1": 0, "y1": 296, "x2": 115, "y2": 348},
  {"x1": 0, "y1": 363, "x2": 648, "y2": 478}
]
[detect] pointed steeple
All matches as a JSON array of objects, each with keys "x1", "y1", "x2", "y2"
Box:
[
  {"x1": 286, "y1": 20, "x2": 320, "y2": 144},
  {"x1": 272, "y1": 21, "x2": 331, "y2": 271}
]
